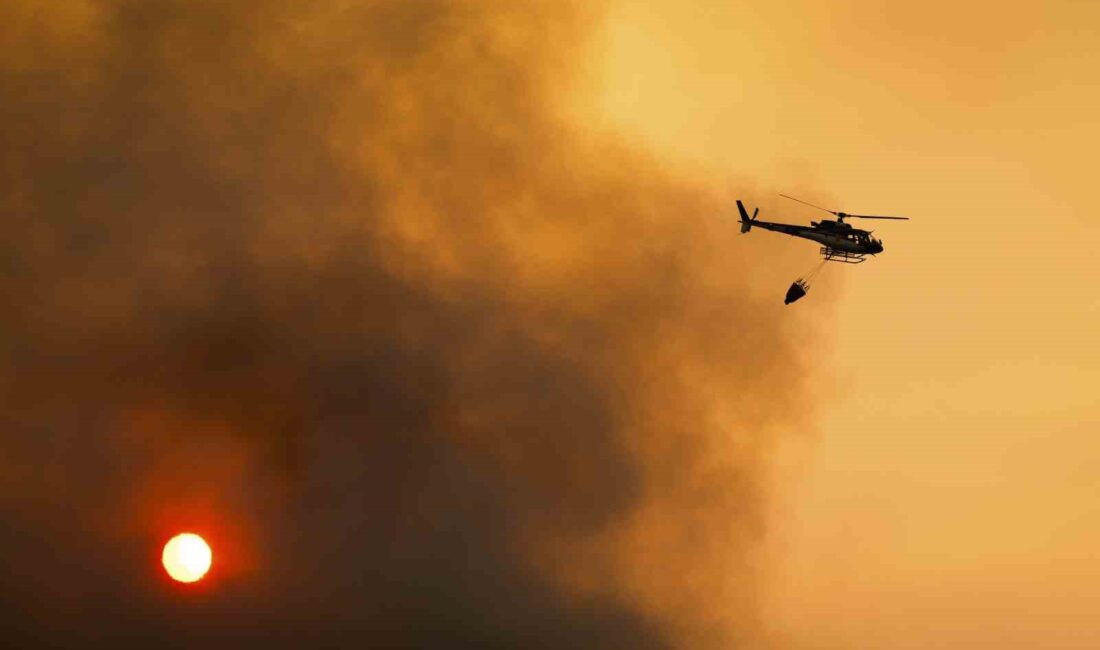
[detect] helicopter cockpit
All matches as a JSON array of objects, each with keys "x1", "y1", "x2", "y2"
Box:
[{"x1": 848, "y1": 231, "x2": 883, "y2": 252}]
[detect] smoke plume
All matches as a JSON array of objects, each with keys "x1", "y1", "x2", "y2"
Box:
[{"x1": 1, "y1": 1, "x2": 819, "y2": 647}]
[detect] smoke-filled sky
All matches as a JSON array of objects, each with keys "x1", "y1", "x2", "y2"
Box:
[
  {"x1": 5, "y1": 1, "x2": 1098, "y2": 648},
  {"x1": 588, "y1": 2, "x2": 1100, "y2": 648},
  {"x1": 0, "y1": 1, "x2": 825, "y2": 648}
]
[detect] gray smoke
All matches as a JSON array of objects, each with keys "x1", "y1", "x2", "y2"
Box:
[{"x1": 0, "y1": 1, "x2": 820, "y2": 647}]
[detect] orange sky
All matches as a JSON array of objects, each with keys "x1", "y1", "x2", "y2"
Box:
[
  {"x1": 590, "y1": 1, "x2": 1100, "y2": 647},
  {"x1": 3, "y1": 2, "x2": 1096, "y2": 647}
]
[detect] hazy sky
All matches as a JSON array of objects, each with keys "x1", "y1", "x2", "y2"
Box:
[
  {"x1": 3, "y1": 1, "x2": 1097, "y2": 648},
  {"x1": 1, "y1": 2, "x2": 814, "y2": 648},
  {"x1": 590, "y1": 1, "x2": 1100, "y2": 647}
]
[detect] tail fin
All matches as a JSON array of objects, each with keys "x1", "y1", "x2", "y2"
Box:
[{"x1": 736, "y1": 200, "x2": 758, "y2": 233}]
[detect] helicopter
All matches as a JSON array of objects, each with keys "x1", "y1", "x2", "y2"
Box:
[{"x1": 737, "y1": 194, "x2": 908, "y2": 264}]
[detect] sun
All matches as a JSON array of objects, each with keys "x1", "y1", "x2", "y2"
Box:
[{"x1": 162, "y1": 532, "x2": 212, "y2": 583}]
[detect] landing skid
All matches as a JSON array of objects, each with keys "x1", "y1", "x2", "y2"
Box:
[{"x1": 820, "y1": 247, "x2": 867, "y2": 264}]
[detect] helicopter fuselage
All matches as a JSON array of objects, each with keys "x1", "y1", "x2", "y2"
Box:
[{"x1": 748, "y1": 219, "x2": 884, "y2": 255}]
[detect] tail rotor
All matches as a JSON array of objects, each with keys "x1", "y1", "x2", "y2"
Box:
[{"x1": 736, "y1": 200, "x2": 758, "y2": 233}]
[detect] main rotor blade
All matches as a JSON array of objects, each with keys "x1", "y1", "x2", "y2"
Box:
[
  {"x1": 844, "y1": 213, "x2": 910, "y2": 220},
  {"x1": 779, "y1": 193, "x2": 837, "y2": 215}
]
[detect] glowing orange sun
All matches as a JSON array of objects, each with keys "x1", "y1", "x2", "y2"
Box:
[{"x1": 162, "y1": 532, "x2": 212, "y2": 583}]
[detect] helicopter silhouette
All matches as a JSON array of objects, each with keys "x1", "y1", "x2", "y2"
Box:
[{"x1": 737, "y1": 194, "x2": 908, "y2": 264}]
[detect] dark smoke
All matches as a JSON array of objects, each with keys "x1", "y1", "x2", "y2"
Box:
[{"x1": 1, "y1": 1, "x2": 819, "y2": 647}]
